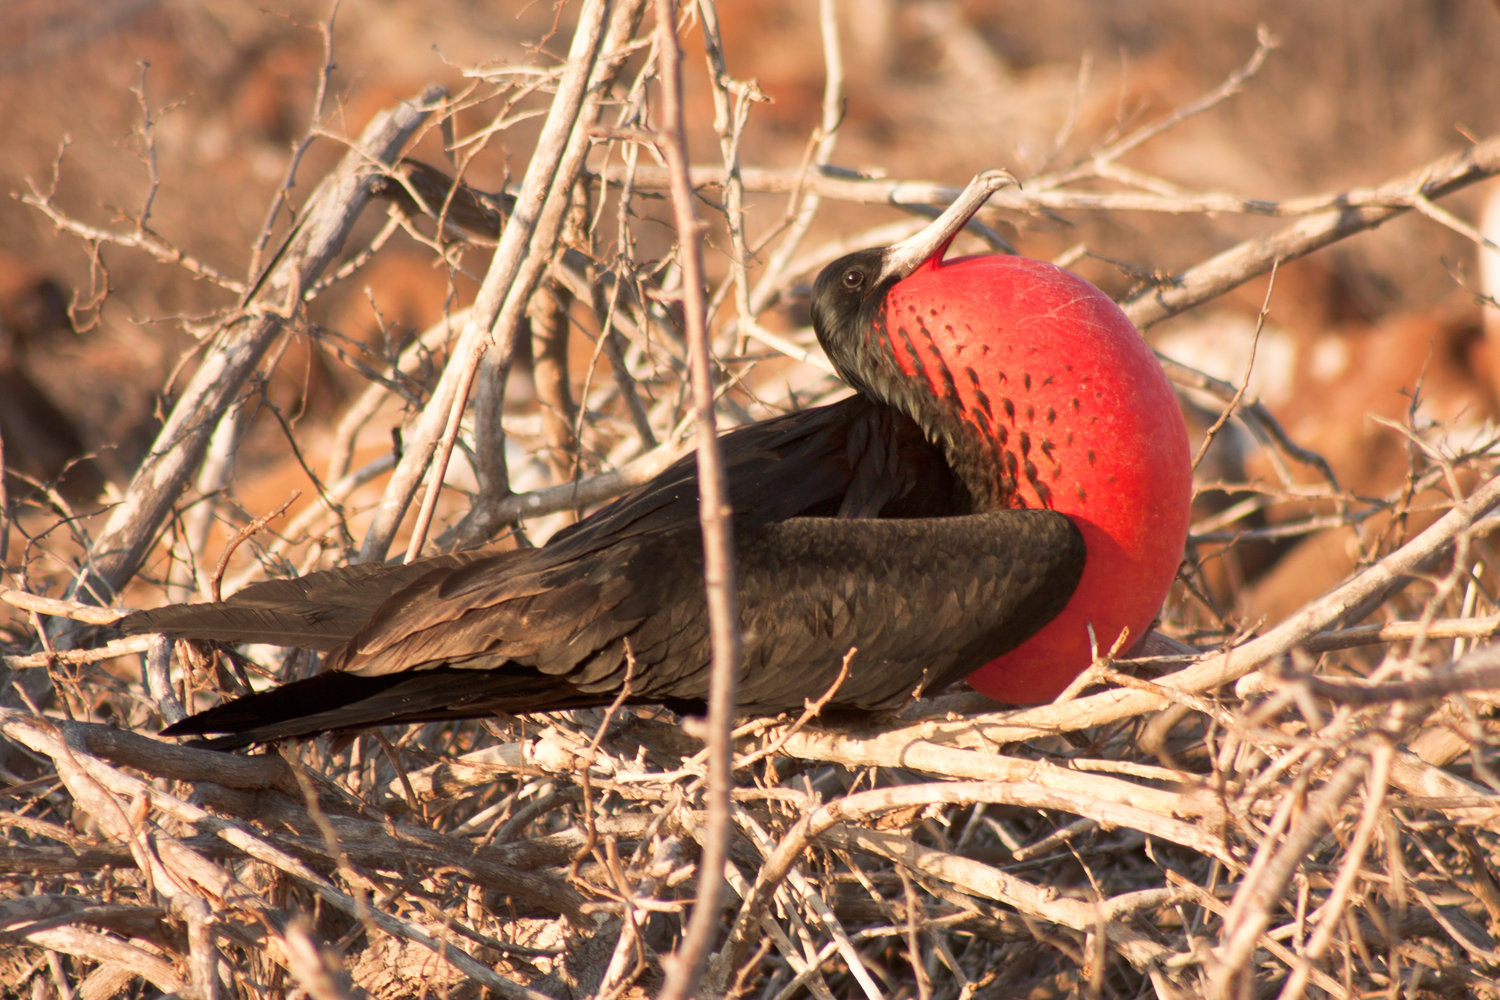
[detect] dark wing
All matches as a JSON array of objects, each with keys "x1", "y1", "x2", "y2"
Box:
[
  {"x1": 127, "y1": 397, "x2": 953, "y2": 652},
  {"x1": 318, "y1": 397, "x2": 966, "y2": 679},
  {"x1": 488, "y1": 507, "x2": 1085, "y2": 712},
  {"x1": 732, "y1": 510, "x2": 1084, "y2": 711},
  {"x1": 156, "y1": 508, "x2": 1083, "y2": 748},
  {"x1": 129, "y1": 397, "x2": 1084, "y2": 746},
  {"x1": 539, "y1": 394, "x2": 965, "y2": 542}
]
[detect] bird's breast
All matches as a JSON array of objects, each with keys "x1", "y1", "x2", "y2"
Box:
[{"x1": 876, "y1": 254, "x2": 1192, "y2": 701}]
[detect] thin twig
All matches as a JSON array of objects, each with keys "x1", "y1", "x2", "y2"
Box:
[
  {"x1": 653, "y1": 2, "x2": 744, "y2": 997},
  {"x1": 391, "y1": 0, "x2": 614, "y2": 561},
  {"x1": 1122, "y1": 133, "x2": 1500, "y2": 329},
  {"x1": 65, "y1": 86, "x2": 445, "y2": 605}
]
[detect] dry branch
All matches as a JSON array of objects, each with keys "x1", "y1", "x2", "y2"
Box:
[
  {"x1": 69, "y1": 86, "x2": 447, "y2": 603},
  {"x1": 652, "y1": 2, "x2": 744, "y2": 995},
  {"x1": 8, "y1": 6, "x2": 1500, "y2": 999},
  {"x1": 1123, "y1": 133, "x2": 1500, "y2": 328},
  {"x1": 367, "y1": 0, "x2": 619, "y2": 561}
]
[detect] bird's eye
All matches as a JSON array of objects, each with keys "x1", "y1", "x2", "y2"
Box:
[{"x1": 841, "y1": 268, "x2": 866, "y2": 291}]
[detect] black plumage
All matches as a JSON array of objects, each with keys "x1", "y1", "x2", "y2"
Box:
[{"x1": 122, "y1": 170, "x2": 1087, "y2": 749}]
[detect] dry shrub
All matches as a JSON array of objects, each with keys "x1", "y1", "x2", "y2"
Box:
[{"x1": 5, "y1": 2, "x2": 1500, "y2": 998}]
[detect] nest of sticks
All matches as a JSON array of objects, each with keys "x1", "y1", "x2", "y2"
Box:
[{"x1": 5, "y1": 4, "x2": 1500, "y2": 997}]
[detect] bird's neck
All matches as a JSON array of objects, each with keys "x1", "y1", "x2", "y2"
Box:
[{"x1": 835, "y1": 313, "x2": 1029, "y2": 514}]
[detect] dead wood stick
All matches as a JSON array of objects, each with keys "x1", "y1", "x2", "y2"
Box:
[{"x1": 71, "y1": 86, "x2": 446, "y2": 603}]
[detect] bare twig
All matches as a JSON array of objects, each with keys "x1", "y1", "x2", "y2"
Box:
[
  {"x1": 1122, "y1": 133, "x2": 1500, "y2": 329},
  {"x1": 0, "y1": 587, "x2": 128, "y2": 626},
  {"x1": 1208, "y1": 755, "x2": 1369, "y2": 997},
  {"x1": 66, "y1": 86, "x2": 446, "y2": 604},
  {"x1": 208, "y1": 491, "x2": 299, "y2": 602},
  {"x1": 385, "y1": 0, "x2": 615, "y2": 561},
  {"x1": 652, "y1": 2, "x2": 743, "y2": 997}
]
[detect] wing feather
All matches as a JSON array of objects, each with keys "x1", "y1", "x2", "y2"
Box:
[{"x1": 128, "y1": 397, "x2": 1079, "y2": 744}]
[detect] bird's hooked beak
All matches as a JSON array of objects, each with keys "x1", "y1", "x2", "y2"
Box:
[{"x1": 878, "y1": 169, "x2": 1018, "y2": 285}]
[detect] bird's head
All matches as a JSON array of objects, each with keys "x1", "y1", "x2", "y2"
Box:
[{"x1": 809, "y1": 169, "x2": 1018, "y2": 398}]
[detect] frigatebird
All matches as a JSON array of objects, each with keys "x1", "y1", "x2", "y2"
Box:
[{"x1": 122, "y1": 170, "x2": 1192, "y2": 748}]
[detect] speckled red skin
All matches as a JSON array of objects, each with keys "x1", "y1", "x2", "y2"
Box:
[{"x1": 881, "y1": 254, "x2": 1192, "y2": 703}]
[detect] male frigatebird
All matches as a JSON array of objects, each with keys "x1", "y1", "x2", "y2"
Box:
[{"x1": 122, "y1": 170, "x2": 1192, "y2": 749}]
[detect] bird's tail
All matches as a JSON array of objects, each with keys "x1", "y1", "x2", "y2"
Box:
[
  {"x1": 118, "y1": 554, "x2": 486, "y2": 650},
  {"x1": 122, "y1": 549, "x2": 580, "y2": 749},
  {"x1": 162, "y1": 671, "x2": 419, "y2": 749},
  {"x1": 162, "y1": 666, "x2": 601, "y2": 750}
]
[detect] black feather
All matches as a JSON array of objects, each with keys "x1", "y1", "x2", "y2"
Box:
[{"x1": 125, "y1": 224, "x2": 1092, "y2": 748}]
